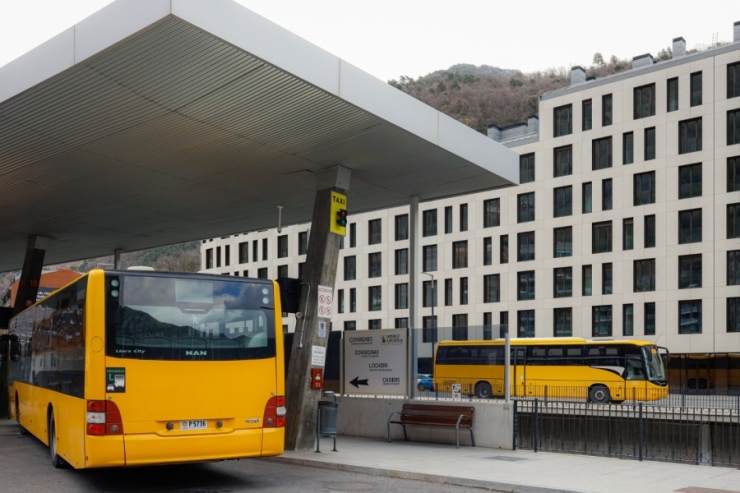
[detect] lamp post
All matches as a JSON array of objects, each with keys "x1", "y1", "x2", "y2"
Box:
[{"x1": 421, "y1": 272, "x2": 435, "y2": 327}]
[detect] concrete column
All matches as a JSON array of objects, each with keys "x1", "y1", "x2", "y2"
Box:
[
  {"x1": 13, "y1": 235, "x2": 49, "y2": 315},
  {"x1": 114, "y1": 249, "x2": 122, "y2": 269},
  {"x1": 284, "y1": 166, "x2": 350, "y2": 451},
  {"x1": 408, "y1": 196, "x2": 419, "y2": 398}
]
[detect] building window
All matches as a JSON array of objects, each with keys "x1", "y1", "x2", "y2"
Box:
[
  {"x1": 728, "y1": 203, "x2": 740, "y2": 239},
  {"x1": 238, "y1": 242, "x2": 248, "y2": 263},
  {"x1": 518, "y1": 310, "x2": 535, "y2": 338},
  {"x1": 452, "y1": 241, "x2": 468, "y2": 268},
  {"x1": 634, "y1": 84, "x2": 656, "y2": 119},
  {"x1": 205, "y1": 248, "x2": 213, "y2": 269},
  {"x1": 344, "y1": 321, "x2": 356, "y2": 331},
  {"x1": 444, "y1": 206, "x2": 453, "y2": 234},
  {"x1": 679, "y1": 164, "x2": 702, "y2": 199},
  {"x1": 423, "y1": 245, "x2": 437, "y2": 272},
  {"x1": 344, "y1": 256, "x2": 356, "y2": 281},
  {"x1": 554, "y1": 267, "x2": 572, "y2": 298},
  {"x1": 484, "y1": 199, "x2": 500, "y2": 228},
  {"x1": 679, "y1": 118, "x2": 702, "y2": 154},
  {"x1": 623, "y1": 304, "x2": 634, "y2": 336},
  {"x1": 728, "y1": 250, "x2": 740, "y2": 286},
  {"x1": 644, "y1": 127, "x2": 656, "y2": 161},
  {"x1": 582, "y1": 182, "x2": 592, "y2": 213},
  {"x1": 394, "y1": 214, "x2": 408, "y2": 241},
  {"x1": 350, "y1": 223, "x2": 356, "y2": 247},
  {"x1": 645, "y1": 215, "x2": 656, "y2": 248},
  {"x1": 395, "y1": 318, "x2": 408, "y2": 329},
  {"x1": 554, "y1": 227, "x2": 572, "y2": 258},
  {"x1": 645, "y1": 302, "x2": 656, "y2": 335},
  {"x1": 243, "y1": 270, "x2": 249, "y2": 277},
  {"x1": 252, "y1": 240, "x2": 258, "y2": 263},
  {"x1": 554, "y1": 104, "x2": 573, "y2": 137},
  {"x1": 634, "y1": 259, "x2": 656, "y2": 292},
  {"x1": 368, "y1": 219, "x2": 382, "y2": 245},
  {"x1": 602, "y1": 178, "x2": 612, "y2": 211},
  {"x1": 459, "y1": 277, "x2": 468, "y2": 305},
  {"x1": 484, "y1": 274, "x2": 500, "y2": 303},
  {"x1": 423, "y1": 320, "x2": 437, "y2": 342},
  {"x1": 582, "y1": 99, "x2": 592, "y2": 131},
  {"x1": 395, "y1": 249, "x2": 408, "y2": 275},
  {"x1": 258, "y1": 267, "x2": 268, "y2": 279},
  {"x1": 728, "y1": 156, "x2": 740, "y2": 192},
  {"x1": 667, "y1": 77, "x2": 678, "y2": 112},
  {"x1": 350, "y1": 288, "x2": 356, "y2": 312},
  {"x1": 517, "y1": 271, "x2": 535, "y2": 300},
  {"x1": 483, "y1": 312, "x2": 493, "y2": 340},
  {"x1": 338, "y1": 289, "x2": 344, "y2": 313},
  {"x1": 423, "y1": 281, "x2": 436, "y2": 308},
  {"x1": 592, "y1": 306, "x2": 612, "y2": 337},
  {"x1": 296, "y1": 232, "x2": 307, "y2": 256},
  {"x1": 216, "y1": 247, "x2": 222, "y2": 268},
  {"x1": 483, "y1": 237, "x2": 492, "y2": 266},
  {"x1": 368, "y1": 286, "x2": 382, "y2": 311},
  {"x1": 592, "y1": 221, "x2": 612, "y2": 254},
  {"x1": 690, "y1": 71, "x2": 702, "y2": 107},
  {"x1": 602, "y1": 94, "x2": 612, "y2": 126},
  {"x1": 518, "y1": 192, "x2": 535, "y2": 223},
  {"x1": 679, "y1": 300, "x2": 702, "y2": 334},
  {"x1": 369, "y1": 252, "x2": 382, "y2": 278},
  {"x1": 729, "y1": 298, "x2": 740, "y2": 332},
  {"x1": 554, "y1": 308, "x2": 572, "y2": 337},
  {"x1": 592, "y1": 137, "x2": 612, "y2": 170},
  {"x1": 623, "y1": 218, "x2": 634, "y2": 250},
  {"x1": 452, "y1": 315, "x2": 468, "y2": 340},
  {"x1": 277, "y1": 235, "x2": 288, "y2": 258},
  {"x1": 277, "y1": 265, "x2": 288, "y2": 278},
  {"x1": 623, "y1": 132, "x2": 634, "y2": 165},
  {"x1": 500, "y1": 235, "x2": 509, "y2": 264},
  {"x1": 224, "y1": 245, "x2": 231, "y2": 266},
  {"x1": 679, "y1": 255, "x2": 702, "y2": 289},
  {"x1": 261, "y1": 239, "x2": 268, "y2": 261},
  {"x1": 583, "y1": 265, "x2": 592, "y2": 296},
  {"x1": 423, "y1": 210, "x2": 437, "y2": 237},
  {"x1": 634, "y1": 171, "x2": 656, "y2": 206},
  {"x1": 395, "y1": 283, "x2": 408, "y2": 309},
  {"x1": 602, "y1": 263, "x2": 613, "y2": 295},
  {"x1": 729, "y1": 62, "x2": 740, "y2": 99},
  {"x1": 554, "y1": 186, "x2": 572, "y2": 217},
  {"x1": 517, "y1": 232, "x2": 535, "y2": 262},
  {"x1": 520, "y1": 153, "x2": 535, "y2": 184},
  {"x1": 728, "y1": 109, "x2": 740, "y2": 145},
  {"x1": 459, "y1": 204, "x2": 468, "y2": 232},
  {"x1": 368, "y1": 320, "x2": 381, "y2": 330},
  {"x1": 679, "y1": 209, "x2": 702, "y2": 244},
  {"x1": 444, "y1": 279, "x2": 452, "y2": 306},
  {"x1": 554, "y1": 145, "x2": 573, "y2": 177}
]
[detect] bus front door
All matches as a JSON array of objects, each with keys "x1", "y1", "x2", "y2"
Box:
[{"x1": 511, "y1": 348, "x2": 526, "y2": 397}]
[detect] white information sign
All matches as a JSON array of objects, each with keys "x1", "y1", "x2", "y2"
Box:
[
  {"x1": 343, "y1": 329, "x2": 407, "y2": 396},
  {"x1": 318, "y1": 320, "x2": 327, "y2": 338},
  {"x1": 311, "y1": 345, "x2": 326, "y2": 366},
  {"x1": 452, "y1": 383, "x2": 462, "y2": 400},
  {"x1": 317, "y1": 285, "x2": 333, "y2": 319}
]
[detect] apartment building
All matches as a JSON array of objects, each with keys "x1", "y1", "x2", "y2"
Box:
[{"x1": 202, "y1": 26, "x2": 740, "y2": 372}]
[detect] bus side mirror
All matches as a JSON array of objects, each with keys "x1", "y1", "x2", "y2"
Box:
[{"x1": 8, "y1": 334, "x2": 19, "y2": 362}]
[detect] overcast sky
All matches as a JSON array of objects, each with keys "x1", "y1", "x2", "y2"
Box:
[{"x1": 0, "y1": 1, "x2": 738, "y2": 81}]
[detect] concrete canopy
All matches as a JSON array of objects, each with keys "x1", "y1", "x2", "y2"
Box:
[{"x1": 0, "y1": 0, "x2": 518, "y2": 272}]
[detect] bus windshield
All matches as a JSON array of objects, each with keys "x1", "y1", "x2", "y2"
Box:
[
  {"x1": 642, "y1": 346, "x2": 666, "y2": 383},
  {"x1": 105, "y1": 274, "x2": 275, "y2": 361}
]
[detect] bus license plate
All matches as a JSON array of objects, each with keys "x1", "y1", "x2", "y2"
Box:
[{"x1": 180, "y1": 420, "x2": 207, "y2": 430}]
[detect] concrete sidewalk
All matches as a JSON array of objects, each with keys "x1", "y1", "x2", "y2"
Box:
[{"x1": 269, "y1": 436, "x2": 740, "y2": 493}]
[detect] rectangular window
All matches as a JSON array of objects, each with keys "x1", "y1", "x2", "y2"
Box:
[
  {"x1": 423, "y1": 210, "x2": 437, "y2": 237},
  {"x1": 667, "y1": 77, "x2": 679, "y2": 112},
  {"x1": 444, "y1": 206, "x2": 453, "y2": 234},
  {"x1": 634, "y1": 83, "x2": 656, "y2": 119},
  {"x1": 634, "y1": 259, "x2": 656, "y2": 292},
  {"x1": 602, "y1": 178, "x2": 612, "y2": 211},
  {"x1": 423, "y1": 280, "x2": 437, "y2": 308},
  {"x1": 395, "y1": 249, "x2": 408, "y2": 275},
  {"x1": 679, "y1": 209, "x2": 702, "y2": 244},
  {"x1": 423, "y1": 318, "x2": 437, "y2": 343},
  {"x1": 583, "y1": 265, "x2": 593, "y2": 296},
  {"x1": 582, "y1": 182, "x2": 592, "y2": 213},
  {"x1": 690, "y1": 71, "x2": 702, "y2": 107},
  {"x1": 395, "y1": 214, "x2": 408, "y2": 241},
  {"x1": 582, "y1": 99, "x2": 592, "y2": 131},
  {"x1": 277, "y1": 235, "x2": 288, "y2": 258},
  {"x1": 592, "y1": 305, "x2": 612, "y2": 337},
  {"x1": 602, "y1": 263, "x2": 613, "y2": 295},
  {"x1": 483, "y1": 313, "x2": 493, "y2": 340},
  {"x1": 368, "y1": 286, "x2": 382, "y2": 311},
  {"x1": 645, "y1": 303, "x2": 656, "y2": 335},
  {"x1": 423, "y1": 245, "x2": 437, "y2": 272},
  {"x1": 520, "y1": 153, "x2": 535, "y2": 183},
  {"x1": 679, "y1": 254, "x2": 702, "y2": 289},
  {"x1": 395, "y1": 318, "x2": 408, "y2": 329},
  {"x1": 728, "y1": 109, "x2": 740, "y2": 145},
  {"x1": 205, "y1": 248, "x2": 213, "y2": 269},
  {"x1": 623, "y1": 304, "x2": 634, "y2": 336},
  {"x1": 623, "y1": 218, "x2": 634, "y2": 250},
  {"x1": 344, "y1": 256, "x2": 356, "y2": 281},
  {"x1": 483, "y1": 199, "x2": 500, "y2": 228},
  {"x1": 350, "y1": 223, "x2": 356, "y2": 247},
  {"x1": 518, "y1": 192, "x2": 535, "y2": 223},
  {"x1": 592, "y1": 137, "x2": 613, "y2": 170},
  {"x1": 369, "y1": 252, "x2": 382, "y2": 278},
  {"x1": 459, "y1": 277, "x2": 468, "y2": 305},
  {"x1": 554, "y1": 186, "x2": 572, "y2": 217},
  {"x1": 483, "y1": 237, "x2": 492, "y2": 266},
  {"x1": 602, "y1": 94, "x2": 612, "y2": 126},
  {"x1": 554, "y1": 104, "x2": 573, "y2": 137},
  {"x1": 679, "y1": 163, "x2": 702, "y2": 199},
  {"x1": 338, "y1": 289, "x2": 344, "y2": 313},
  {"x1": 645, "y1": 215, "x2": 656, "y2": 248},
  {"x1": 459, "y1": 204, "x2": 468, "y2": 232},
  {"x1": 728, "y1": 250, "x2": 740, "y2": 286},
  {"x1": 517, "y1": 271, "x2": 535, "y2": 300},
  {"x1": 257, "y1": 267, "x2": 268, "y2": 279},
  {"x1": 445, "y1": 278, "x2": 453, "y2": 306},
  {"x1": 350, "y1": 288, "x2": 356, "y2": 313},
  {"x1": 344, "y1": 321, "x2": 356, "y2": 331},
  {"x1": 216, "y1": 247, "x2": 221, "y2": 268},
  {"x1": 298, "y1": 232, "x2": 308, "y2": 255},
  {"x1": 554, "y1": 145, "x2": 573, "y2": 177},
  {"x1": 277, "y1": 265, "x2": 288, "y2": 278},
  {"x1": 368, "y1": 320, "x2": 381, "y2": 330},
  {"x1": 634, "y1": 171, "x2": 656, "y2": 206},
  {"x1": 554, "y1": 226, "x2": 572, "y2": 258},
  {"x1": 729, "y1": 62, "x2": 740, "y2": 99},
  {"x1": 517, "y1": 310, "x2": 535, "y2": 338},
  {"x1": 517, "y1": 232, "x2": 535, "y2": 262},
  {"x1": 679, "y1": 118, "x2": 702, "y2": 154},
  {"x1": 554, "y1": 308, "x2": 572, "y2": 337},
  {"x1": 679, "y1": 300, "x2": 702, "y2": 334},
  {"x1": 644, "y1": 127, "x2": 656, "y2": 161},
  {"x1": 729, "y1": 156, "x2": 740, "y2": 192},
  {"x1": 729, "y1": 298, "x2": 740, "y2": 332},
  {"x1": 592, "y1": 221, "x2": 612, "y2": 254},
  {"x1": 238, "y1": 242, "x2": 248, "y2": 263},
  {"x1": 452, "y1": 241, "x2": 468, "y2": 269},
  {"x1": 252, "y1": 240, "x2": 258, "y2": 264},
  {"x1": 452, "y1": 315, "x2": 468, "y2": 340},
  {"x1": 484, "y1": 274, "x2": 500, "y2": 303},
  {"x1": 395, "y1": 283, "x2": 408, "y2": 309},
  {"x1": 259, "y1": 239, "x2": 266, "y2": 261},
  {"x1": 368, "y1": 219, "x2": 382, "y2": 245},
  {"x1": 554, "y1": 267, "x2": 572, "y2": 298},
  {"x1": 729, "y1": 203, "x2": 740, "y2": 239},
  {"x1": 500, "y1": 235, "x2": 509, "y2": 264},
  {"x1": 224, "y1": 245, "x2": 230, "y2": 266},
  {"x1": 623, "y1": 132, "x2": 634, "y2": 164}
]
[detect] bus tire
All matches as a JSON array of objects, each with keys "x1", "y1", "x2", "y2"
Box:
[
  {"x1": 475, "y1": 382, "x2": 493, "y2": 399},
  {"x1": 588, "y1": 385, "x2": 611, "y2": 404},
  {"x1": 16, "y1": 396, "x2": 30, "y2": 436},
  {"x1": 48, "y1": 410, "x2": 65, "y2": 469}
]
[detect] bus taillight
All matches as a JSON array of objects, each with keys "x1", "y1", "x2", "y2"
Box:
[
  {"x1": 263, "y1": 396, "x2": 286, "y2": 428},
  {"x1": 86, "y1": 400, "x2": 124, "y2": 436}
]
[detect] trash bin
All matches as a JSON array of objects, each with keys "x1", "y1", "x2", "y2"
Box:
[{"x1": 316, "y1": 392, "x2": 338, "y2": 452}]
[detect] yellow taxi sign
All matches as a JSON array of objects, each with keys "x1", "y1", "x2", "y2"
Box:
[{"x1": 330, "y1": 191, "x2": 347, "y2": 236}]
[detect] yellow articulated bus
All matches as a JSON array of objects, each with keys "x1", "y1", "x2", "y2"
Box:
[
  {"x1": 434, "y1": 338, "x2": 668, "y2": 403},
  {"x1": 6, "y1": 269, "x2": 285, "y2": 468}
]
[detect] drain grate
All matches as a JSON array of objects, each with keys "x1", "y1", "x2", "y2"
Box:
[{"x1": 485, "y1": 456, "x2": 527, "y2": 462}]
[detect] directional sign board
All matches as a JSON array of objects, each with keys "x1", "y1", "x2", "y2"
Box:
[{"x1": 343, "y1": 329, "x2": 407, "y2": 396}]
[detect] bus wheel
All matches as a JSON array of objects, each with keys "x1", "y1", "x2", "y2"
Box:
[
  {"x1": 16, "y1": 396, "x2": 29, "y2": 436},
  {"x1": 589, "y1": 385, "x2": 611, "y2": 404},
  {"x1": 475, "y1": 382, "x2": 493, "y2": 399},
  {"x1": 48, "y1": 411, "x2": 65, "y2": 468}
]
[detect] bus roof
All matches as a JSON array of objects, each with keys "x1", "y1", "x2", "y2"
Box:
[{"x1": 436, "y1": 338, "x2": 657, "y2": 347}]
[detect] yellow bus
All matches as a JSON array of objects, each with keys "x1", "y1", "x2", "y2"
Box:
[
  {"x1": 6, "y1": 269, "x2": 285, "y2": 468},
  {"x1": 434, "y1": 338, "x2": 668, "y2": 403}
]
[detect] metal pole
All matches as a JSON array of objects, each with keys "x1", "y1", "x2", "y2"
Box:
[
  {"x1": 638, "y1": 402, "x2": 643, "y2": 461},
  {"x1": 504, "y1": 324, "x2": 511, "y2": 404}
]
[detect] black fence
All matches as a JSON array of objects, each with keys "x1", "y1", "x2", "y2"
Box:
[{"x1": 514, "y1": 399, "x2": 740, "y2": 467}]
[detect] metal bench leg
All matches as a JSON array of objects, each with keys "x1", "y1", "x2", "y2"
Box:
[
  {"x1": 387, "y1": 412, "x2": 395, "y2": 443},
  {"x1": 402, "y1": 424, "x2": 408, "y2": 441},
  {"x1": 469, "y1": 427, "x2": 475, "y2": 447},
  {"x1": 455, "y1": 414, "x2": 465, "y2": 449}
]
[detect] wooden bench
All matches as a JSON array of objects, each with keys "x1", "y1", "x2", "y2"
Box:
[{"x1": 387, "y1": 403, "x2": 475, "y2": 448}]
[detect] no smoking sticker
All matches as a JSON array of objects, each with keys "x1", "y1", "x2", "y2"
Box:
[{"x1": 317, "y1": 285, "x2": 332, "y2": 320}]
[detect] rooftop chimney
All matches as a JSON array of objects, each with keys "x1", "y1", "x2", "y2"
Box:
[
  {"x1": 570, "y1": 66, "x2": 586, "y2": 86},
  {"x1": 527, "y1": 115, "x2": 539, "y2": 135},
  {"x1": 632, "y1": 53, "x2": 654, "y2": 69},
  {"x1": 735, "y1": 21, "x2": 740, "y2": 43},
  {"x1": 673, "y1": 37, "x2": 686, "y2": 58}
]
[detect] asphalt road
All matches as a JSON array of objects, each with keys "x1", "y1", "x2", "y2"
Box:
[{"x1": 0, "y1": 421, "x2": 481, "y2": 493}]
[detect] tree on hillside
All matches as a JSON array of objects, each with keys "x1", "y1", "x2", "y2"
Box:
[{"x1": 593, "y1": 52, "x2": 605, "y2": 66}]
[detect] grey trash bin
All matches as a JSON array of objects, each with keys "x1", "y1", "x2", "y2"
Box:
[{"x1": 316, "y1": 393, "x2": 338, "y2": 452}]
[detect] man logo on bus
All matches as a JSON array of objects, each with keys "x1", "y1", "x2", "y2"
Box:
[{"x1": 186, "y1": 350, "x2": 207, "y2": 356}]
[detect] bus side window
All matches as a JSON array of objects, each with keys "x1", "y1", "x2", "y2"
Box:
[
  {"x1": 566, "y1": 347, "x2": 583, "y2": 365},
  {"x1": 527, "y1": 346, "x2": 546, "y2": 365},
  {"x1": 547, "y1": 347, "x2": 565, "y2": 365}
]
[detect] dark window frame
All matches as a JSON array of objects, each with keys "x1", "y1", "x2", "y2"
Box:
[
  {"x1": 634, "y1": 171, "x2": 656, "y2": 206},
  {"x1": 592, "y1": 136, "x2": 613, "y2": 170},
  {"x1": 679, "y1": 254, "x2": 702, "y2": 289},
  {"x1": 679, "y1": 118, "x2": 702, "y2": 154},
  {"x1": 554, "y1": 226, "x2": 572, "y2": 258},
  {"x1": 634, "y1": 259, "x2": 656, "y2": 292},
  {"x1": 633, "y1": 83, "x2": 656, "y2": 119},
  {"x1": 518, "y1": 192, "x2": 535, "y2": 223},
  {"x1": 520, "y1": 153, "x2": 535, "y2": 184},
  {"x1": 644, "y1": 127, "x2": 656, "y2": 161},
  {"x1": 517, "y1": 232, "x2": 535, "y2": 262},
  {"x1": 602, "y1": 94, "x2": 613, "y2": 126},
  {"x1": 582, "y1": 99, "x2": 592, "y2": 131},
  {"x1": 679, "y1": 300, "x2": 702, "y2": 334},
  {"x1": 554, "y1": 145, "x2": 573, "y2": 177},
  {"x1": 679, "y1": 209, "x2": 702, "y2": 244},
  {"x1": 623, "y1": 132, "x2": 634, "y2": 165},
  {"x1": 554, "y1": 185, "x2": 572, "y2": 217},
  {"x1": 554, "y1": 104, "x2": 573, "y2": 137}
]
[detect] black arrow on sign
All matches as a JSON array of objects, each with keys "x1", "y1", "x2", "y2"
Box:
[{"x1": 349, "y1": 377, "x2": 369, "y2": 388}]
